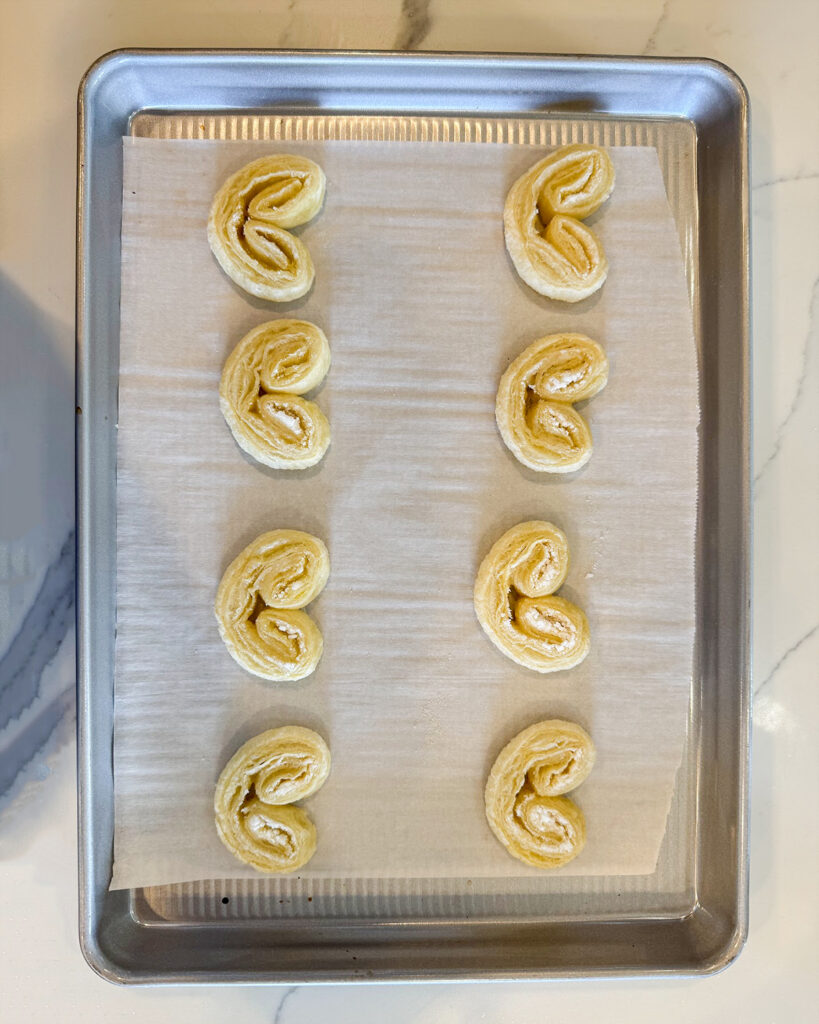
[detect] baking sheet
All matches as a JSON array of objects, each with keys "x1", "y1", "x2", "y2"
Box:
[{"x1": 111, "y1": 137, "x2": 698, "y2": 890}]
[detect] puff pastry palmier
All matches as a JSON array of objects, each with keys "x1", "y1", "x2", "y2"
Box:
[
  {"x1": 215, "y1": 726, "x2": 331, "y2": 872},
  {"x1": 504, "y1": 144, "x2": 615, "y2": 302},
  {"x1": 220, "y1": 319, "x2": 331, "y2": 469},
  {"x1": 474, "y1": 521, "x2": 589, "y2": 673},
  {"x1": 496, "y1": 333, "x2": 608, "y2": 472},
  {"x1": 215, "y1": 530, "x2": 329, "y2": 681},
  {"x1": 208, "y1": 155, "x2": 325, "y2": 301},
  {"x1": 485, "y1": 719, "x2": 595, "y2": 869}
]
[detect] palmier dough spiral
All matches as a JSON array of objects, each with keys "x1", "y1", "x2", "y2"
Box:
[
  {"x1": 208, "y1": 155, "x2": 325, "y2": 301},
  {"x1": 220, "y1": 320, "x2": 331, "y2": 469},
  {"x1": 474, "y1": 521, "x2": 590, "y2": 673},
  {"x1": 496, "y1": 333, "x2": 608, "y2": 472},
  {"x1": 215, "y1": 530, "x2": 329, "y2": 681},
  {"x1": 214, "y1": 726, "x2": 331, "y2": 872},
  {"x1": 485, "y1": 719, "x2": 595, "y2": 869},
  {"x1": 504, "y1": 144, "x2": 615, "y2": 302}
]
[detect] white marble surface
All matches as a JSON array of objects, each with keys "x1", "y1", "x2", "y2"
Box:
[{"x1": 0, "y1": 0, "x2": 816, "y2": 1019}]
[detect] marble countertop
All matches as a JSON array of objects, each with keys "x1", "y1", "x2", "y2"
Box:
[{"x1": 1, "y1": 0, "x2": 816, "y2": 1020}]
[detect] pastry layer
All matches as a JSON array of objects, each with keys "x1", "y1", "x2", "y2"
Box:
[
  {"x1": 215, "y1": 530, "x2": 329, "y2": 681},
  {"x1": 496, "y1": 333, "x2": 608, "y2": 472},
  {"x1": 485, "y1": 719, "x2": 595, "y2": 869},
  {"x1": 207, "y1": 155, "x2": 325, "y2": 301},
  {"x1": 474, "y1": 521, "x2": 590, "y2": 673},
  {"x1": 220, "y1": 319, "x2": 331, "y2": 469},
  {"x1": 503, "y1": 144, "x2": 614, "y2": 302},
  {"x1": 214, "y1": 726, "x2": 331, "y2": 872}
]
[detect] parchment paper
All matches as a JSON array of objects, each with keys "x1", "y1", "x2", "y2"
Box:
[{"x1": 111, "y1": 138, "x2": 698, "y2": 889}]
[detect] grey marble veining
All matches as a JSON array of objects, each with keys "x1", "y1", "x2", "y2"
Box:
[
  {"x1": 755, "y1": 622, "x2": 819, "y2": 695},
  {"x1": 642, "y1": 0, "x2": 672, "y2": 55},
  {"x1": 277, "y1": 0, "x2": 298, "y2": 47},
  {"x1": 754, "y1": 276, "x2": 817, "y2": 484},
  {"x1": 272, "y1": 988, "x2": 298, "y2": 1024},
  {"x1": 0, "y1": 271, "x2": 75, "y2": 820},
  {"x1": 394, "y1": 0, "x2": 432, "y2": 50},
  {"x1": 0, "y1": 530, "x2": 75, "y2": 806},
  {"x1": 754, "y1": 171, "x2": 819, "y2": 190}
]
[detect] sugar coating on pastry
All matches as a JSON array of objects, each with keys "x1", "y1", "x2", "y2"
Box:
[
  {"x1": 474, "y1": 521, "x2": 590, "y2": 673},
  {"x1": 207, "y1": 155, "x2": 325, "y2": 301},
  {"x1": 220, "y1": 319, "x2": 331, "y2": 470},
  {"x1": 215, "y1": 530, "x2": 329, "y2": 681},
  {"x1": 214, "y1": 726, "x2": 331, "y2": 872},
  {"x1": 503, "y1": 144, "x2": 614, "y2": 302},
  {"x1": 496, "y1": 333, "x2": 608, "y2": 473},
  {"x1": 485, "y1": 719, "x2": 595, "y2": 869}
]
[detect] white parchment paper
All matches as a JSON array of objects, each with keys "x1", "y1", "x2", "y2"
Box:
[{"x1": 111, "y1": 138, "x2": 698, "y2": 889}]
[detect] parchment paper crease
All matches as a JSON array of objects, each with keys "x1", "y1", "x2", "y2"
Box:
[{"x1": 111, "y1": 138, "x2": 698, "y2": 889}]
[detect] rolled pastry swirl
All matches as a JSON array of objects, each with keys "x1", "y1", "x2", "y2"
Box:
[
  {"x1": 220, "y1": 319, "x2": 331, "y2": 469},
  {"x1": 208, "y1": 155, "x2": 326, "y2": 301},
  {"x1": 474, "y1": 521, "x2": 590, "y2": 673},
  {"x1": 215, "y1": 530, "x2": 329, "y2": 681},
  {"x1": 503, "y1": 144, "x2": 615, "y2": 302},
  {"x1": 496, "y1": 333, "x2": 608, "y2": 473},
  {"x1": 485, "y1": 719, "x2": 595, "y2": 869},
  {"x1": 214, "y1": 726, "x2": 331, "y2": 872}
]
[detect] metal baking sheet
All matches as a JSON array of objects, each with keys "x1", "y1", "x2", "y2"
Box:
[{"x1": 76, "y1": 50, "x2": 750, "y2": 983}]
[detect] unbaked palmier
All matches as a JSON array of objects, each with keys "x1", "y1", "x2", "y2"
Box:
[
  {"x1": 474, "y1": 521, "x2": 589, "y2": 673},
  {"x1": 215, "y1": 530, "x2": 329, "y2": 682},
  {"x1": 214, "y1": 726, "x2": 331, "y2": 872}
]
